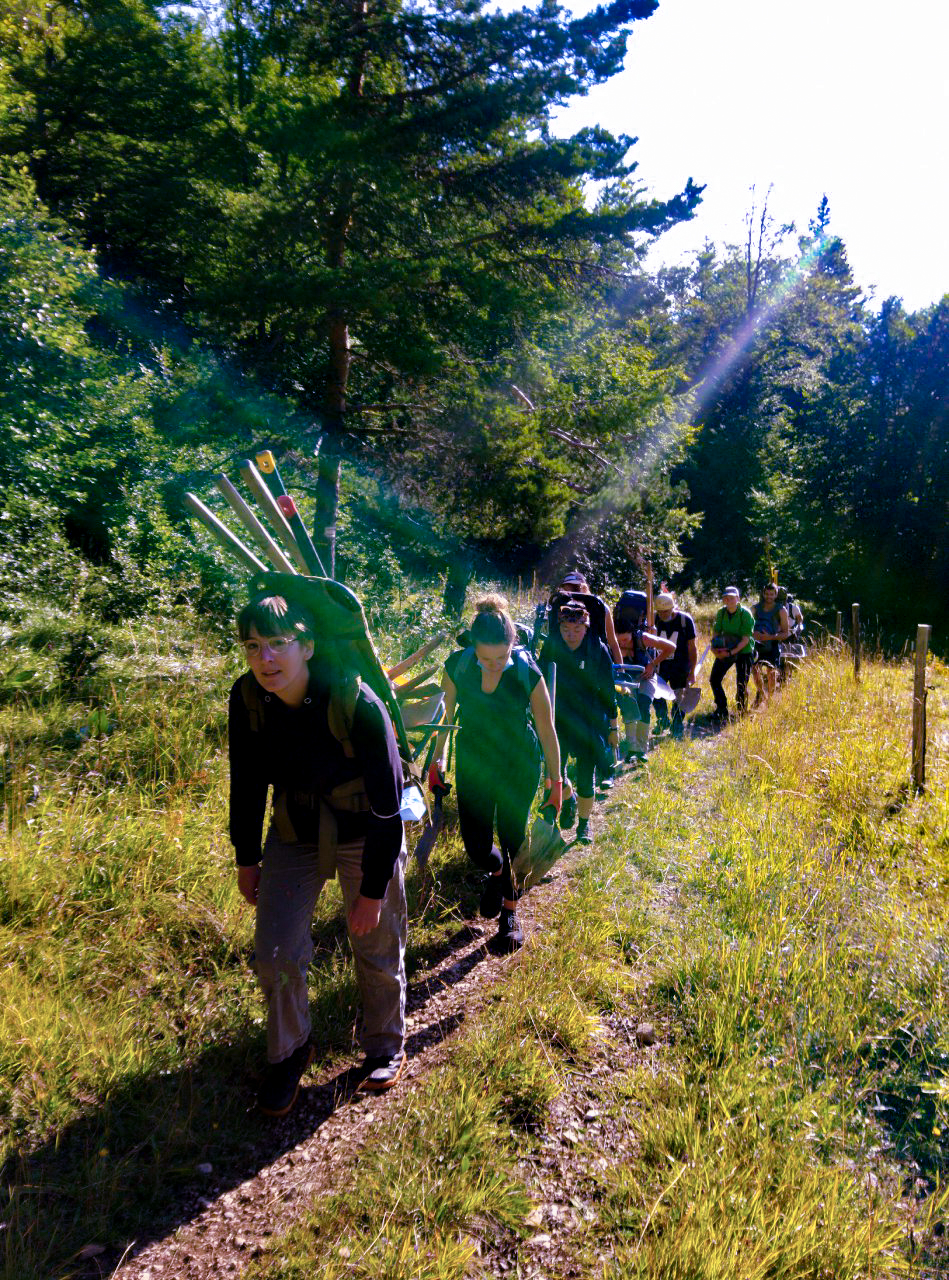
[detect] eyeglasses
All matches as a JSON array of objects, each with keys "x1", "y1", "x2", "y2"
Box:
[{"x1": 240, "y1": 636, "x2": 301, "y2": 658}]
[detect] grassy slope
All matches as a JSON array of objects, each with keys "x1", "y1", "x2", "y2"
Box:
[
  {"x1": 244, "y1": 651, "x2": 949, "y2": 1279},
  {"x1": 1, "y1": 642, "x2": 947, "y2": 1277}
]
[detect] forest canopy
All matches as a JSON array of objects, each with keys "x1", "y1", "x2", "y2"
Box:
[{"x1": 0, "y1": 0, "x2": 945, "y2": 637}]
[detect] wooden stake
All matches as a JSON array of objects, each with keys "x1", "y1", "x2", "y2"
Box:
[
  {"x1": 835, "y1": 611, "x2": 842, "y2": 642},
  {"x1": 214, "y1": 475, "x2": 297, "y2": 574},
  {"x1": 255, "y1": 450, "x2": 327, "y2": 577},
  {"x1": 852, "y1": 603, "x2": 861, "y2": 679},
  {"x1": 912, "y1": 624, "x2": 931, "y2": 793},
  {"x1": 239, "y1": 460, "x2": 310, "y2": 574},
  {"x1": 387, "y1": 633, "x2": 447, "y2": 681},
  {"x1": 184, "y1": 493, "x2": 267, "y2": 574}
]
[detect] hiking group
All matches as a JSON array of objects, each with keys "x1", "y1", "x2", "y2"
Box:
[{"x1": 227, "y1": 574, "x2": 804, "y2": 1116}]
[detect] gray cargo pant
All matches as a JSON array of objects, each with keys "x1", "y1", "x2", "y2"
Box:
[{"x1": 253, "y1": 832, "x2": 407, "y2": 1064}]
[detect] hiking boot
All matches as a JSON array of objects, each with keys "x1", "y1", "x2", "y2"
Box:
[
  {"x1": 479, "y1": 874, "x2": 505, "y2": 918},
  {"x1": 491, "y1": 908, "x2": 523, "y2": 954},
  {"x1": 559, "y1": 791, "x2": 577, "y2": 830},
  {"x1": 359, "y1": 1050, "x2": 407, "y2": 1092},
  {"x1": 257, "y1": 1039, "x2": 315, "y2": 1117},
  {"x1": 575, "y1": 818, "x2": 593, "y2": 845}
]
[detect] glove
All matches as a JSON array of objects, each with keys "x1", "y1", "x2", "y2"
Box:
[
  {"x1": 428, "y1": 762, "x2": 450, "y2": 794},
  {"x1": 543, "y1": 776, "x2": 563, "y2": 815}
]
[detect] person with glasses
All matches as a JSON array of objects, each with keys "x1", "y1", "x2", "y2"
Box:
[
  {"x1": 538, "y1": 601, "x2": 618, "y2": 845},
  {"x1": 228, "y1": 593, "x2": 408, "y2": 1116}
]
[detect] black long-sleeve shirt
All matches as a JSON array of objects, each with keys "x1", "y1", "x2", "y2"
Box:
[{"x1": 228, "y1": 673, "x2": 404, "y2": 899}]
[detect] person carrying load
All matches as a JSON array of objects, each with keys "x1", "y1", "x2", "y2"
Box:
[
  {"x1": 430, "y1": 596, "x2": 560, "y2": 953},
  {"x1": 538, "y1": 599, "x2": 618, "y2": 844},
  {"x1": 229, "y1": 593, "x2": 409, "y2": 1115},
  {"x1": 751, "y1": 582, "x2": 790, "y2": 706},
  {"x1": 612, "y1": 583, "x2": 676, "y2": 761},
  {"x1": 548, "y1": 571, "x2": 623, "y2": 664},
  {"x1": 651, "y1": 592, "x2": 698, "y2": 737}
]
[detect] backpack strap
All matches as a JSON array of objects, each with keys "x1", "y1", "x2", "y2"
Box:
[
  {"x1": 240, "y1": 672, "x2": 264, "y2": 733},
  {"x1": 327, "y1": 673, "x2": 360, "y2": 759},
  {"x1": 512, "y1": 646, "x2": 535, "y2": 701}
]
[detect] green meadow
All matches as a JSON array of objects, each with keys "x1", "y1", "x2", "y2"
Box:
[{"x1": 1, "y1": 626, "x2": 946, "y2": 1278}]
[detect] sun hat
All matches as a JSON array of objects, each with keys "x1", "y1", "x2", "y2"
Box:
[{"x1": 655, "y1": 592, "x2": 675, "y2": 613}]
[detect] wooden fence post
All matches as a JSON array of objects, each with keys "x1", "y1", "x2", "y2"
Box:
[
  {"x1": 852, "y1": 603, "x2": 861, "y2": 679},
  {"x1": 912, "y1": 624, "x2": 931, "y2": 792},
  {"x1": 835, "y1": 611, "x2": 843, "y2": 646}
]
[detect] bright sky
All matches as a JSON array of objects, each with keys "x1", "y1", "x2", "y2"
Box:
[{"x1": 549, "y1": 0, "x2": 949, "y2": 312}]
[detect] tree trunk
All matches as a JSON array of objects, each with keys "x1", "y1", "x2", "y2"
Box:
[{"x1": 314, "y1": 0, "x2": 368, "y2": 581}]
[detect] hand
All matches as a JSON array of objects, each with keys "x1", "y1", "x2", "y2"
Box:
[
  {"x1": 428, "y1": 761, "x2": 449, "y2": 794},
  {"x1": 237, "y1": 864, "x2": 261, "y2": 906},
  {"x1": 348, "y1": 895, "x2": 383, "y2": 937},
  {"x1": 544, "y1": 776, "x2": 563, "y2": 815},
  {"x1": 608, "y1": 728, "x2": 620, "y2": 749},
  {"x1": 643, "y1": 661, "x2": 657, "y2": 678}
]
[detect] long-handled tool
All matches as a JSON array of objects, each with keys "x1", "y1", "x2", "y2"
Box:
[
  {"x1": 214, "y1": 474, "x2": 298, "y2": 574},
  {"x1": 511, "y1": 663, "x2": 568, "y2": 890},
  {"x1": 255, "y1": 450, "x2": 327, "y2": 577},
  {"x1": 239, "y1": 459, "x2": 312, "y2": 574},
  {"x1": 184, "y1": 492, "x2": 268, "y2": 574}
]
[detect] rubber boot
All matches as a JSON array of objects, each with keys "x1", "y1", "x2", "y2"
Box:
[{"x1": 633, "y1": 720, "x2": 649, "y2": 759}]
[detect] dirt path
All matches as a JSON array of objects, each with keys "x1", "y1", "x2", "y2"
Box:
[{"x1": 111, "y1": 740, "x2": 718, "y2": 1280}]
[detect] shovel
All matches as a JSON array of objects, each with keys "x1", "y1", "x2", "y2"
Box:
[
  {"x1": 414, "y1": 787, "x2": 445, "y2": 869},
  {"x1": 511, "y1": 802, "x2": 569, "y2": 892},
  {"x1": 511, "y1": 662, "x2": 569, "y2": 890}
]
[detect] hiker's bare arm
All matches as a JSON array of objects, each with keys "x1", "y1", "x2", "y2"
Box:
[
  {"x1": 603, "y1": 610, "x2": 623, "y2": 664},
  {"x1": 530, "y1": 678, "x2": 561, "y2": 788},
  {"x1": 642, "y1": 630, "x2": 676, "y2": 675},
  {"x1": 237, "y1": 864, "x2": 260, "y2": 906},
  {"x1": 348, "y1": 894, "x2": 382, "y2": 937}
]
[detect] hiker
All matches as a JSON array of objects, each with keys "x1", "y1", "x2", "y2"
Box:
[
  {"x1": 431, "y1": 595, "x2": 560, "y2": 953},
  {"x1": 751, "y1": 583, "x2": 790, "y2": 706},
  {"x1": 548, "y1": 571, "x2": 623, "y2": 664},
  {"x1": 229, "y1": 593, "x2": 408, "y2": 1116},
  {"x1": 612, "y1": 587, "x2": 676, "y2": 760},
  {"x1": 549, "y1": 573, "x2": 623, "y2": 785},
  {"x1": 539, "y1": 600, "x2": 619, "y2": 845},
  {"x1": 652, "y1": 592, "x2": 698, "y2": 737},
  {"x1": 709, "y1": 587, "x2": 756, "y2": 721}
]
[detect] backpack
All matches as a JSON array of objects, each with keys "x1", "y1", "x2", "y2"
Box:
[
  {"x1": 242, "y1": 571, "x2": 425, "y2": 828},
  {"x1": 613, "y1": 590, "x2": 648, "y2": 631},
  {"x1": 452, "y1": 644, "x2": 536, "y2": 702}
]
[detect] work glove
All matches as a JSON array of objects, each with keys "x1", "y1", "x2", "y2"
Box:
[
  {"x1": 428, "y1": 762, "x2": 450, "y2": 795},
  {"x1": 542, "y1": 776, "x2": 563, "y2": 816}
]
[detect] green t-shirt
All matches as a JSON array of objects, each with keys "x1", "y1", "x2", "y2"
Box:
[{"x1": 713, "y1": 605, "x2": 756, "y2": 658}]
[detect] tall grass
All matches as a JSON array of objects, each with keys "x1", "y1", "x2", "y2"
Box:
[
  {"x1": 245, "y1": 649, "x2": 948, "y2": 1279},
  {"x1": 1, "y1": 609, "x2": 945, "y2": 1277}
]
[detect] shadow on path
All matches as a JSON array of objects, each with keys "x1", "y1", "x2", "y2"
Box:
[{"x1": 3, "y1": 919, "x2": 490, "y2": 1280}]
